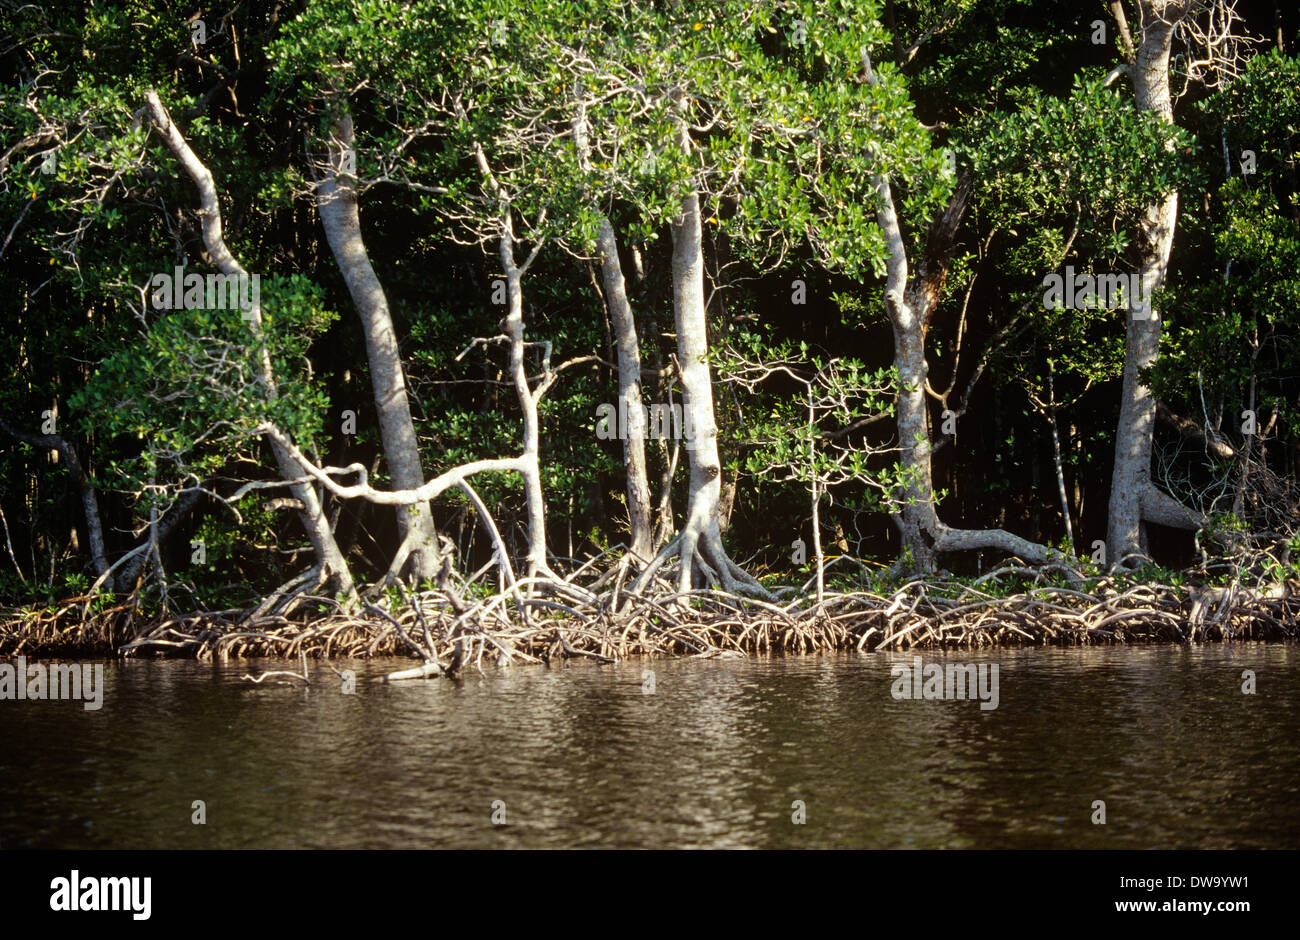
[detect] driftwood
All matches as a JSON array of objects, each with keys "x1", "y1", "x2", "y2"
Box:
[{"x1": 241, "y1": 649, "x2": 311, "y2": 685}]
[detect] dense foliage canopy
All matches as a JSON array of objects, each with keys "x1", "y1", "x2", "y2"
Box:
[{"x1": 2, "y1": 0, "x2": 1297, "y2": 618}]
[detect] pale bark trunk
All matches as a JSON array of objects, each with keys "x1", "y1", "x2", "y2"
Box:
[
  {"x1": 499, "y1": 225, "x2": 550, "y2": 581},
  {"x1": 627, "y1": 89, "x2": 768, "y2": 599},
  {"x1": 460, "y1": 123, "x2": 555, "y2": 584},
  {"x1": 596, "y1": 218, "x2": 654, "y2": 562},
  {"x1": 669, "y1": 186, "x2": 723, "y2": 593},
  {"x1": 1106, "y1": 3, "x2": 1206, "y2": 567},
  {"x1": 316, "y1": 103, "x2": 439, "y2": 583},
  {"x1": 145, "y1": 91, "x2": 356, "y2": 598},
  {"x1": 884, "y1": 249, "x2": 1063, "y2": 575},
  {"x1": 863, "y1": 55, "x2": 1063, "y2": 575},
  {"x1": 887, "y1": 278, "x2": 940, "y2": 573},
  {"x1": 571, "y1": 105, "x2": 653, "y2": 563}
]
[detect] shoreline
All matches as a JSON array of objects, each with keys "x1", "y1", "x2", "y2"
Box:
[{"x1": 4, "y1": 574, "x2": 1296, "y2": 663}]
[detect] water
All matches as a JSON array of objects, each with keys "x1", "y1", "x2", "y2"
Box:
[{"x1": 1, "y1": 644, "x2": 1296, "y2": 849}]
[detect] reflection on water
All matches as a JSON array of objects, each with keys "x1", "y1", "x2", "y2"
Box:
[{"x1": 0, "y1": 644, "x2": 1296, "y2": 848}]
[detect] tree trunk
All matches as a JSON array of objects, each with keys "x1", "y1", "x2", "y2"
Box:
[
  {"x1": 116, "y1": 490, "x2": 201, "y2": 591},
  {"x1": 1106, "y1": 2, "x2": 1205, "y2": 567},
  {"x1": 145, "y1": 91, "x2": 356, "y2": 599},
  {"x1": 571, "y1": 104, "x2": 653, "y2": 563},
  {"x1": 316, "y1": 102, "x2": 439, "y2": 583},
  {"x1": 627, "y1": 89, "x2": 768, "y2": 599},
  {"x1": 499, "y1": 223, "x2": 550, "y2": 581},
  {"x1": 1046, "y1": 365, "x2": 1074, "y2": 548},
  {"x1": 888, "y1": 285, "x2": 940, "y2": 573},
  {"x1": 863, "y1": 54, "x2": 1063, "y2": 576},
  {"x1": 669, "y1": 186, "x2": 724, "y2": 593},
  {"x1": 596, "y1": 217, "x2": 654, "y2": 562}
]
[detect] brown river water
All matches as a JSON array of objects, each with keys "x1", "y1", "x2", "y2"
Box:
[{"x1": 0, "y1": 644, "x2": 1296, "y2": 849}]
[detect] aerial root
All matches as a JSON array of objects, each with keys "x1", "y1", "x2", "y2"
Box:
[{"x1": 4, "y1": 558, "x2": 1296, "y2": 664}]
